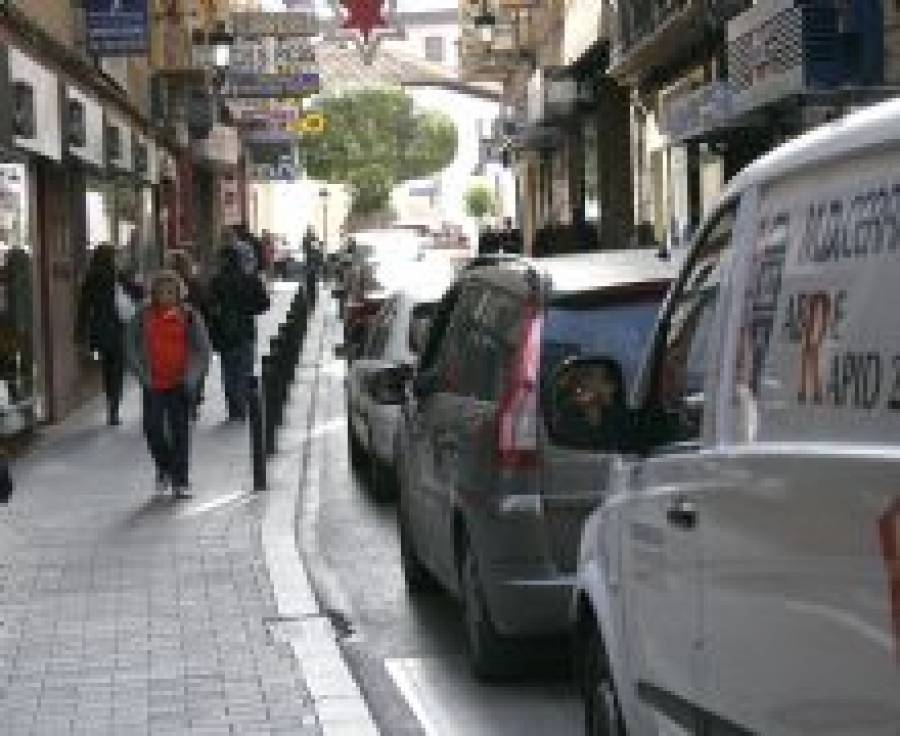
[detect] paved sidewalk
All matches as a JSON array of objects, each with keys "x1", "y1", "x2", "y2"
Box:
[{"x1": 0, "y1": 284, "x2": 322, "y2": 736}]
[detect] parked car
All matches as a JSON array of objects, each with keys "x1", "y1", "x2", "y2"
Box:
[
  {"x1": 346, "y1": 265, "x2": 456, "y2": 497},
  {"x1": 339, "y1": 231, "x2": 428, "y2": 360},
  {"x1": 573, "y1": 99, "x2": 900, "y2": 735},
  {"x1": 383, "y1": 249, "x2": 679, "y2": 678}
]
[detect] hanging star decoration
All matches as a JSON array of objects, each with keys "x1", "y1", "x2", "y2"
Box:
[{"x1": 327, "y1": 0, "x2": 404, "y2": 65}]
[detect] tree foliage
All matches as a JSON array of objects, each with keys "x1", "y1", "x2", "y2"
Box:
[
  {"x1": 464, "y1": 183, "x2": 496, "y2": 220},
  {"x1": 304, "y1": 89, "x2": 458, "y2": 216}
]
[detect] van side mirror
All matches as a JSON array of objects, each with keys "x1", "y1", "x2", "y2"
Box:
[{"x1": 546, "y1": 357, "x2": 627, "y2": 451}]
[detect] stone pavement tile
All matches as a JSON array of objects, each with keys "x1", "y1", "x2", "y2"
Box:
[{"x1": 0, "y1": 286, "x2": 323, "y2": 736}]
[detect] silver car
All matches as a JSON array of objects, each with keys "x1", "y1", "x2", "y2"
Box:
[
  {"x1": 390, "y1": 249, "x2": 680, "y2": 678},
  {"x1": 346, "y1": 271, "x2": 455, "y2": 497}
]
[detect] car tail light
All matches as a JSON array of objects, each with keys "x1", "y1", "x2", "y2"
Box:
[{"x1": 496, "y1": 302, "x2": 542, "y2": 470}]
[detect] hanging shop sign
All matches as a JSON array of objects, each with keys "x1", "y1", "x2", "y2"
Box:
[
  {"x1": 231, "y1": 37, "x2": 317, "y2": 75},
  {"x1": 327, "y1": 0, "x2": 404, "y2": 65},
  {"x1": 9, "y1": 48, "x2": 61, "y2": 162},
  {"x1": 660, "y1": 80, "x2": 736, "y2": 142},
  {"x1": 232, "y1": 11, "x2": 319, "y2": 38},
  {"x1": 84, "y1": 0, "x2": 150, "y2": 56},
  {"x1": 230, "y1": 103, "x2": 302, "y2": 128},
  {"x1": 104, "y1": 112, "x2": 132, "y2": 172},
  {"x1": 288, "y1": 113, "x2": 327, "y2": 135},
  {"x1": 224, "y1": 72, "x2": 321, "y2": 99},
  {"x1": 66, "y1": 88, "x2": 105, "y2": 168}
]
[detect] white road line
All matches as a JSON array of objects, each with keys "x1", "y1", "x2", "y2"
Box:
[
  {"x1": 178, "y1": 491, "x2": 252, "y2": 519},
  {"x1": 384, "y1": 658, "x2": 442, "y2": 736}
]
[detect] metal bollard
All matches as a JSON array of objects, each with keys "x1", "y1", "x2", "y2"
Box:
[
  {"x1": 247, "y1": 376, "x2": 267, "y2": 491},
  {"x1": 261, "y1": 355, "x2": 277, "y2": 456}
]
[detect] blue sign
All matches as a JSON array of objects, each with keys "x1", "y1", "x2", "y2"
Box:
[{"x1": 85, "y1": 0, "x2": 149, "y2": 56}]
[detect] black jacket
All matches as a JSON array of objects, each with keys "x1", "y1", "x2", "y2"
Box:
[
  {"x1": 77, "y1": 269, "x2": 123, "y2": 355},
  {"x1": 207, "y1": 255, "x2": 270, "y2": 352}
]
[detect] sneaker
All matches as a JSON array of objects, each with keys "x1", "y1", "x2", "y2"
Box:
[
  {"x1": 172, "y1": 484, "x2": 193, "y2": 500},
  {"x1": 155, "y1": 472, "x2": 170, "y2": 494}
]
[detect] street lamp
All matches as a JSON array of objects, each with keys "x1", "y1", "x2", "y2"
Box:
[
  {"x1": 473, "y1": 0, "x2": 496, "y2": 44},
  {"x1": 318, "y1": 188, "x2": 330, "y2": 249},
  {"x1": 209, "y1": 24, "x2": 234, "y2": 72}
]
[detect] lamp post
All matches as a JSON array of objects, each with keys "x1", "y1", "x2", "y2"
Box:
[
  {"x1": 318, "y1": 188, "x2": 330, "y2": 249},
  {"x1": 474, "y1": 0, "x2": 496, "y2": 45}
]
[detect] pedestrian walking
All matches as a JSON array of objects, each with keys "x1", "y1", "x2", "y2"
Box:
[
  {"x1": 207, "y1": 242, "x2": 270, "y2": 421},
  {"x1": 165, "y1": 249, "x2": 210, "y2": 419},
  {"x1": 126, "y1": 270, "x2": 211, "y2": 498},
  {"x1": 76, "y1": 244, "x2": 132, "y2": 426}
]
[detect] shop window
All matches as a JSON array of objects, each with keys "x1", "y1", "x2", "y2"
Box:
[{"x1": 0, "y1": 161, "x2": 38, "y2": 435}]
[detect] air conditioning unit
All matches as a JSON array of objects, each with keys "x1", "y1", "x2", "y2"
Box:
[{"x1": 12, "y1": 81, "x2": 35, "y2": 138}]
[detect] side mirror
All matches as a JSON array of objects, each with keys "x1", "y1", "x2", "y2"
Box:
[
  {"x1": 546, "y1": 356, "x2": 627, "y2": 451},
  {"x1": 334, "y1": 344, "x2": 348, "y2": 359},
  {"x1": 369, "y1": 365, "x2": 408, "y2": 406}
]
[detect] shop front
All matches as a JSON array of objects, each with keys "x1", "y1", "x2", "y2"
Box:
[{"x1": 0, "y1": 44, "x2": 64, "y2": 436}]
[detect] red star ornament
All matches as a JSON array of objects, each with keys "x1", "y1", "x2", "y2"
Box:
[{"x1": 340, "y1": 0, "x2": 387, "y2": 42}]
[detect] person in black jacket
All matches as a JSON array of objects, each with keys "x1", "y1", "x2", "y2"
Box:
[
  {"x1": 77, "y1": 244, "x2": 130, "y2": 426},
  {"x1": 207, "y1": 244, "x2": 270, "y2": 421}
]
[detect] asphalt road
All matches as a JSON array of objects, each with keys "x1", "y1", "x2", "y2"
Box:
[{"x1": 297, "y1": 302, "x2": 582, "y2": 736}]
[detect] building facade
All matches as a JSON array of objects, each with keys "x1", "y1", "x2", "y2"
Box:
[
  {"x1": 461, "y1": 0, "x2": 900, "y2": 256},
  {"x1": 0, "y1": 0, "x2": 246, "y2": 439}
]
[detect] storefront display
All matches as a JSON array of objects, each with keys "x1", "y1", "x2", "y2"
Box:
[{"x1": 0, "y1": 158, "x2": 39, "y2": 436}]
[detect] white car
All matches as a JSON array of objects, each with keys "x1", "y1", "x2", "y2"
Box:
[
  {"x1": 346, "y1": 264, "x2": 455, "y2": 497},
  {"x1": 574, "y1": 98, "x2": 900, "y2": 735}
]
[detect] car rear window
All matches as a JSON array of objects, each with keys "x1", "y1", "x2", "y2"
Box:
[{"x1": 539, "y1": 290, "x2": 664, "y2": 395}]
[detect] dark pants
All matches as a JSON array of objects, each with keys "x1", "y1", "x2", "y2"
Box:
[
  {"x1": 220, "y1": 341, "x2": 254, "y2": 417},
  {"x1": 100, "y1": 349, "x2": 124, "y2": 418},
  {"x1": 143, "y1": 388, "x2": 190, "y2": 486}
]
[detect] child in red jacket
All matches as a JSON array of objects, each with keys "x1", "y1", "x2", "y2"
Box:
[{"x1": 127, "y1": 271, "x2": 211, "y2": 498}]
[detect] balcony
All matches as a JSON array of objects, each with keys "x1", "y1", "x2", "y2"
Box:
[
  {"x1": 458, "y1": 0, "x2": 543, "y2": 82},
  {"x1": 611, "y1": 0, "x2": 751, "y2": 83}
]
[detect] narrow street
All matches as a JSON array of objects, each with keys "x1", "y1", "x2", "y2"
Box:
[{"x1": 296, "y1": 298, "x2": 582, "y2": 736}]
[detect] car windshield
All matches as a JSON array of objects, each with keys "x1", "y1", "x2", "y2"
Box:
[{"x1": 540, "y1": 293, "x2": 663, "y2": 405}]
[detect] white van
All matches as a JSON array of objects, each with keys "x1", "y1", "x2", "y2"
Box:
[{"x1": 573, "y1": 99, "x2": 900, "y2": 735}]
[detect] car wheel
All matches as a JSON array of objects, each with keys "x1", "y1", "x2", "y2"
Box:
[
  {"x1": 398, "y1": 499, "x2": 435, "y2": 593},
  {"x1": 584, "y1": 622, "x2": 626, "y2": 736},
  {"x1": 461, "y1": 537, "x2": 507, "y2": 680}
]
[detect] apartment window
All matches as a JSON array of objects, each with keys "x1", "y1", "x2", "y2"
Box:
[{"x1": 425, "y1": 36, "x2": 445, "y2": 63}]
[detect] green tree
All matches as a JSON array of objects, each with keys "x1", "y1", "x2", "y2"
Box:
[
  {"x1": 464, "y1": 183, "x2": 496, "y2": 221},
  {"x1": 304, "y1": 89, "x2": 458, "y2": 216}
]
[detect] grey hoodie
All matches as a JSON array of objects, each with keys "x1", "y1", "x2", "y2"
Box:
[{"x1": 126, "y1": 304, "x2": 211, "y2": 391}]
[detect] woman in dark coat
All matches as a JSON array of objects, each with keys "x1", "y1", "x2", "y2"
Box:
[{"x1": 77, "y1": 244, "x2": 130, "y2": 426}]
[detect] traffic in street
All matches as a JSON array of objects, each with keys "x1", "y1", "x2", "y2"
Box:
[{"x1": 298, "y1": 298, "x2": 581, "y2": 735}]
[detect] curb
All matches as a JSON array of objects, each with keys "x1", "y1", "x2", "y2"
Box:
[{"x1": 260, "y1": 299, "x2": 380, "y2": 736}]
